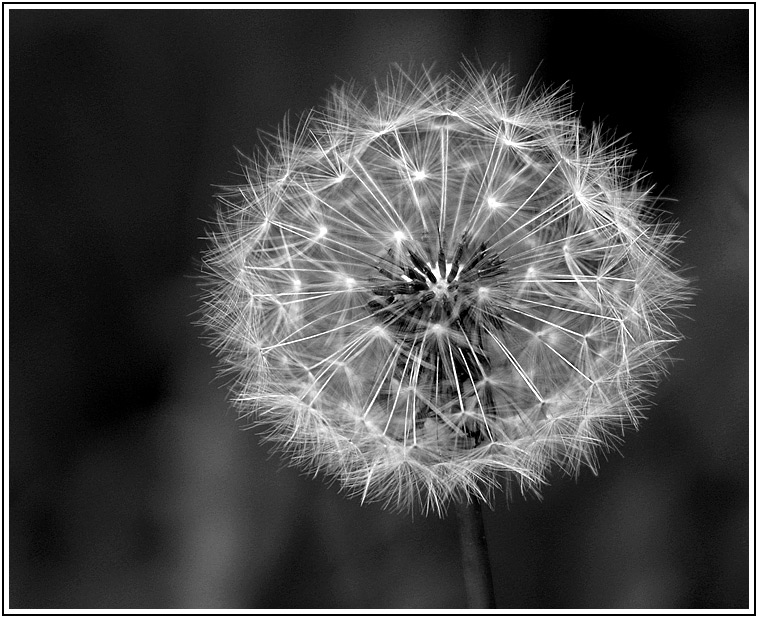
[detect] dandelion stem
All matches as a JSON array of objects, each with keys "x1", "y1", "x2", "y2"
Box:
[{"x1": 455, "y1": 498, "x2": 496, "y2": 609}]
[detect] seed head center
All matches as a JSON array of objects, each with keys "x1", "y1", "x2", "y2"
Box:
[{"x1": 431, "y1": 277, "x2": 450, "y2": 298}]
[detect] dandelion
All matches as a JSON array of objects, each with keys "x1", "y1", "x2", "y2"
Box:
[{"x1": 202, "y1": 65, "x2": 690, "y2": 518}]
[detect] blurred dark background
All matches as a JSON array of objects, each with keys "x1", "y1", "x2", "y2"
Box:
[{"x1": 10, "y1": 8, "x2": 750, "y2": 609}]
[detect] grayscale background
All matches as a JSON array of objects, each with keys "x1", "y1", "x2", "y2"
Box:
[{"x1": 10, "y1": 8, "x2": 750, "y2": 609}]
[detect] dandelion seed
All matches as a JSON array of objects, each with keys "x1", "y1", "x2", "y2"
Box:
[{"x1": 201, "y1": 64, "x2": 691, "y2": 515}]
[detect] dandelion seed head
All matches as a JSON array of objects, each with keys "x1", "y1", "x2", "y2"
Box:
[{"x1": 202, "y1": 64, "x2": 692, "y2": 515}]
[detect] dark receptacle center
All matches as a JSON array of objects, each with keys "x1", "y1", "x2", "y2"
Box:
[{"x1": 367, "y1": 232, "x2": 507, "y2": 332}]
